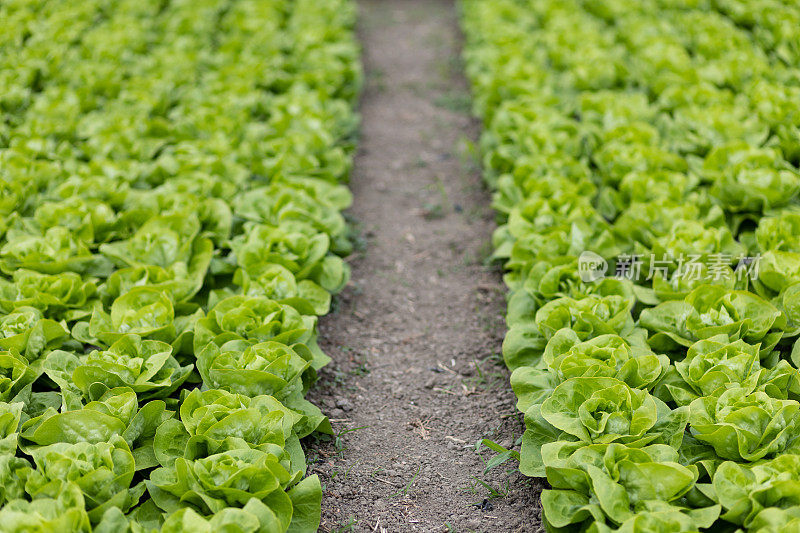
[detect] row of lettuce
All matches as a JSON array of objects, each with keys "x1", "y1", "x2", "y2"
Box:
[
  {"x1": 462, "y1": 0, "x2": 800, "y2": 531},
  {"x1": 0, "y1": 0, "x2": 361, "y2": 531}
]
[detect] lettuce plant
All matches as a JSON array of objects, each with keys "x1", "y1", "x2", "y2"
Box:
[
  {"x1": 24, "y1": 435, "x2": 142, "y2": 522},
  {"x1": 463, "y1": 0, "x2": 800, "y2": 530},
  {"x1": 689, "y1": 387, "x2": 800, "y2": 461},
  {"x1": 661, "y1": 335, "x2": 800, "y2": 405},
  {"x1": 0, "y1": 270, "x2": 98, "y2": 321},
  {"x1": 540, "y1": 443, "x2": 712, "y2": 530},
  {"x1": 520, "y1": 377, "x2": 688, "y2": 476},
  {"x1": 0, "y1": 307, "x2": 69, "y2": 361},
  {"x1": 46, "y1": 335, "x2": 192, "y2": 402},
  {"x1": 639, "y1": 286, "x2": 785, "y2": 357},
  {"x1": 147, "y1": 448, "x2": 296, "y2": 520},
  {"x1": 705, "y1": 455, "x2": 800, "y2": 528},
  {"x1": 153, "y1": 389, "x2": 305, "y2": 471},
  {"x1": 0, "y1": 481, "x2": 91, "y2": 532}
]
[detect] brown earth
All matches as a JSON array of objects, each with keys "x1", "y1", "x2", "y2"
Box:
[{"x1": 306, "y1": 1, "x2": 545, "y2": 531}]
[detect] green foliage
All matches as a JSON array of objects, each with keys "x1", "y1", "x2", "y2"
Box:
[
  {"x1": 461, "y1": 0, "x2": 800, "y2": 529},
  {"x1": 0, "y1": 0, "x2": 360, "y2": 530}
]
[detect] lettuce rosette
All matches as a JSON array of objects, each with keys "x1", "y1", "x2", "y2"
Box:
[
  {"x1": 19, "y1": 387, "x2": 170, "y2": 471},
  {"x1": 504, "y1": 294, "x2": 640, "y2": 372},
  {"x1": 639, "y1": 285, "x2": 785, "y2": 358},
  {"x1": 702, "y1": 454, "x2": 800, "y2": 530},
  {"x1": 703, "y1": 142, "x2": 800, "y2": 214},
  {"x1": 511, "y1": 260, "x2": 634, "y2": 324},
  {"x1": 195, "y1": 340, "x2": 329, "y2": 437},
  {"x1": 152, "y1": 389, "x2": 307, "y2": 470},
  {"x1": 99, "y1": 214, "x2": 212, "y2": 273},
  {"x1": 749, "y1": 80, "x2": 800, "y2": 163},
  {"x1": 511, "y1": 332, "x2": 668, "y2": 414},
  {"x1": 74, "y1": 287, "x2": 202, "y2": 353},
  {"x1": 102, "y1": 264, "x2": 206, "y2": 308},
  {"x1": 196, "y1": 341, "x2": 311, "y2": 400},
  {"x1": 612, "y1": 199, "x2": 725, "y2": 252},
  {"x1": 501, "y1": 220, "x2": 621, "y2": 302},
  {"x1": 233, "y1": 183, "x2": 349, "y2": 246},
  {"x1": 0, "y1": 481, "x2": 92, "y2": 532},
  {"x1": 0, "y1": 306, "x2": 69, "y2": 361},
  {"x1": 0, "y1": 401, "x2": 28, "y2": 507},
  {"x1": 591, "y1": 122, "x2": 687, "y2": 186},
  {"x1": 0, "y1": 349, "x2": 42, "y2": 403},
  {"x1": 0, "y1": 401, "x2": 23, "y2": 455},
  {"x1": 44, "y1": 335, "x2": 192, "y2": 403},
  {"x1": 540, "y1": 443, "x2": 717, "y2": 531},
  {"x1": 0, "y1": 227, "x2": 113, "y2": 277},
  {"x1": 195, "y1": 295, "x2": 329, "y2": 371},
  {"x1": 23, "y1": 435, "x2": 143, "y2": 523},
  {"x1": 232, "y1": 263, "x2": 332, "y2": 317},
  {"x1": 231, "y1": 223, "x2": 349, "y2": 296},
  {"x1": 491, "y1": 161, "x2": 595, "y2": 218},
  {"x1": 0, "y1": 270, "x2": 98, "y2": 322},
  {"x1": 32, "y1": 197, "x2": 119, "y2": 245},
  {"x1": 688, "y1": 387, "x2": 800, "y2": 462},
  {"x1": 656, "y1": 335, "x2": 800, "y2": 406},
  {"x1": 0, "y1": 453, "x2": 29, "y2": 507},
  {"x1": 520, "y1": 377, "x2": 688, "y2": 476},
  {"x1": 146, "y1": 447, "x2": 321, "y2": 531},
  {"x1": 156, "y1": 499, "x2": 315, "y2": 533}
]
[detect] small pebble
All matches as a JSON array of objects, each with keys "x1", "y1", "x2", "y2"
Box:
[{"x1": 336, "y1": 398, "x2": 354, "y2": 412}]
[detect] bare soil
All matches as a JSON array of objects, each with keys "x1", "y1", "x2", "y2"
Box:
[{"x1": 306, "y1": 1, "x2": 544, "y2": 532}]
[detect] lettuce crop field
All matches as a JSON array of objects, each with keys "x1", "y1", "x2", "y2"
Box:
[
  {"x1": 0, "y1": 0, "x2": 360, "y2": 530},
  {"x1": 6, "y1": 0, "x2": 800, "y2": 530},
  {"x1": 462, "y1": 0, "x2": 800, "y2": 531}
]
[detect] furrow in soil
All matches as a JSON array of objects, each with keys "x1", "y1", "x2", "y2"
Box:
[{"x1": 308, "y1": 1, "x2": 543, "y2": 532}]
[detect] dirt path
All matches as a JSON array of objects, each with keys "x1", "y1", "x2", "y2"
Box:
[{"x1": 307, "y1": 1, "x2": 542, "y2": 532}]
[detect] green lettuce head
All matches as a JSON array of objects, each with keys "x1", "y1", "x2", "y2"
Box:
[
  {"x1": 0, "y1": 452, "x2": 29, "y2": 506},
  {"x1": 194, "y1": 296, "x2": 312, "y2": 351},
  {"x1": 0, "y1": 269, "x2": 98, "y2": 321},
  {"x1": 640, "y1": 285, "x2": 785, "y2": 357},
  {"x1": 20, "y1": 387, "x2": 169, "y2": 471},
  {"x1": 511, "y1": 332, "x2": 667, "y2": 416},
  {"x1": 153, "y1": 388, "x2": 304, "y2": 472},
  {"x1": 32, "y1": 197, "x2": 118, "y2": 245},
  {"x1": 503, "y1": 294, "x2": 639, "y2": 372},
  {"x1": 754, "y1": 212, "x2": 800, "y2": 299},
  {"x1": 231, "y1": 223, "x2": 348, "y2": 294},
  {"x1": 160, "y1": 500, "x2": 298, "y2": 533},
  {"x1": 540, "y1": 443, "x2": 709, "y2": 530},
  {"x1": 703, "y1": 142, "x2": 800, "y2": 213},
  {"x1": 0, "y1": 227, "x2": 112, "y2": 277},
  {"x1": 0, "y1": 349, "x2": 42, "y2": 403},
  {"x1": 60, "y1": 334, "x2": 192, "y2": 401},
  {"x1": 24, "y1": 435, "x2": 143, "y2": 523},
  {"x1": 689, "y1": 387, "x2": 800, "y2": 461},
  {"x1": 0, "y1": 401, "x2": 23, "y2": 454},
  {"x1": 537, "y1": 295, "x2": 636, "y2": 342},
  {"x1": 103, "y1": 264, "x2": 206, "y2": 306},
  {"x1": 520, "y1": 376, "x2": 688, "y2": 476},
  {"x1": 75, "y1": 287, "x2": 200, "y2": 351},
  {"x1": 707, "y1": 455, "x2": 800, "y2": 529},
  {"x1": 544, "y1": 332, "x2": 668, "y2": 391},
  {"x1": 0, "y1": 480, "x2": 91, "y2": 532},
  {"x1": 197, "y1": 341, "x2": 312, "y2": 399},
  {"x1": 664, "y1": 335, "x2": 800, "y2": 406},
  {"x1": 147, "y1": 448, "x2": 293, "y2": 517},
  {"x1": 233, "y1": 263, "x2": 332, "y2": 316},
  {"x1": 0, "y1": 306, "x2": 68, "y2": 361}
]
